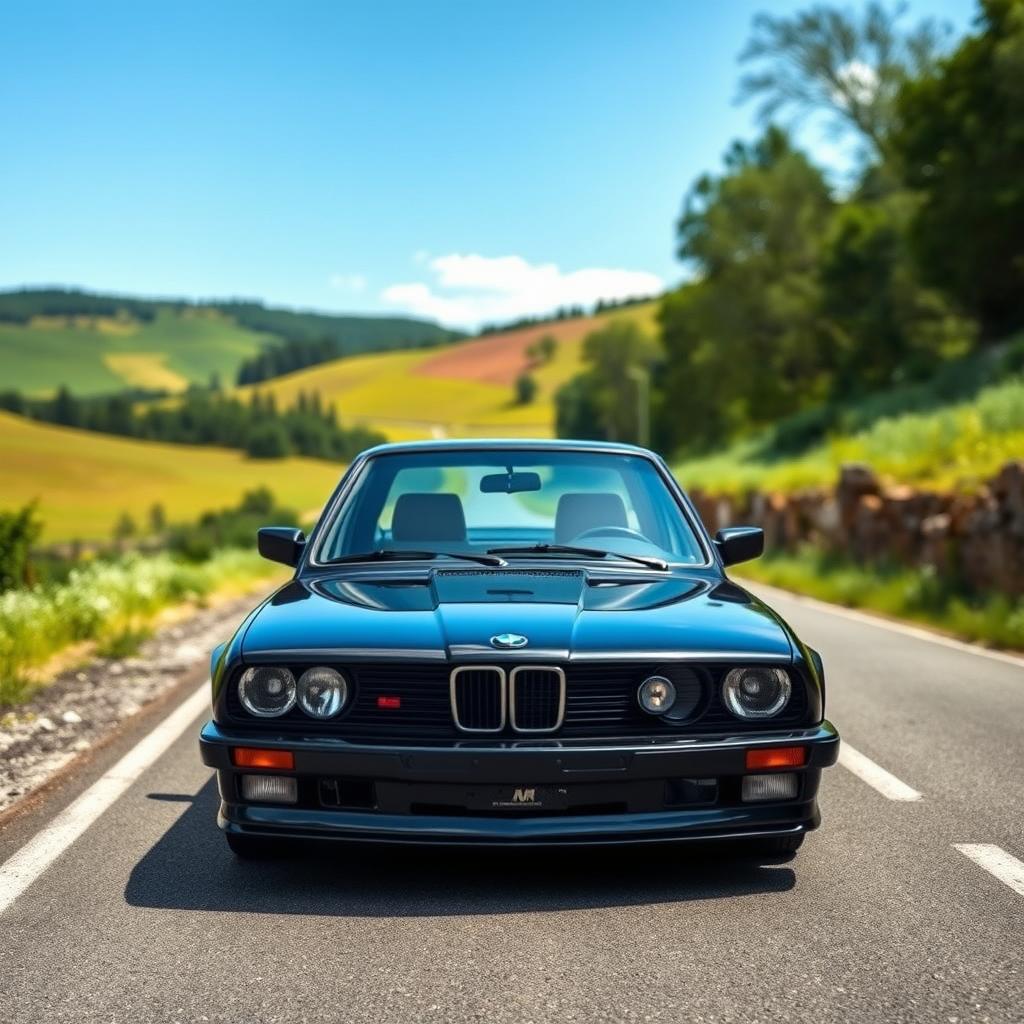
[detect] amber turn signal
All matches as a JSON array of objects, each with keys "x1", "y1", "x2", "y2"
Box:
[
  {"x1": 745, "y1": 746, "x2": 806, "y2": 770},
  {"x1": 232, "y1": 747, "x2": 295, "y2": 770}
]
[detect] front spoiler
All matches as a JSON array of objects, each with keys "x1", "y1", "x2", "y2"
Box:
[{"x1": 200, "y1": 720, "x2": 838, "y2": 847}]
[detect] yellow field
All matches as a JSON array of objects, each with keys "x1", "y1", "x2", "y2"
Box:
[
  {"x1": 238, "y1": 303, "x2": 657, "y2": 440},
  {"x1": 0, "y1": 412, "x2": 343, "y2": 542},
  {"x1": 103, "y1": 353, "x2": 191, "y2": 392}
]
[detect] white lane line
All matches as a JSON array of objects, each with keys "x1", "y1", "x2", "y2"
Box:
[
  {"x1": 838, "y1": 742, "x2": 923, "y2": 801},
  {"x1": 740, "y1": 580, "x2": 1024, "y2": 670},
  {"x1": 954, "y1": 844, "x2": 1024, "y2": 898},
  {"x1": 0, "y1": 681, "x2": 209, "y2": 916}
]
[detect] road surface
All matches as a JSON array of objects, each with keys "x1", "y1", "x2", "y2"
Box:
[{"x1": 1, "y1": 585, "x2": 1022, "y2": 1023}]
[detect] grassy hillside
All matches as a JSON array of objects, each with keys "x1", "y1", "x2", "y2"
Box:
[
  {"x1": 675, "y1": 340, "x2": 1024, "y2": 495},
  {"x1": 0, "y1": 309, "x2": 272, "y2": 396},
  {"x1": 238, "y1": 302, "x2": 658, "y2": 440},
  {"x1": 0, "y1": 411, "x2": 342, "y2": 542},
  {"x1": 0, "y1": 288, "x2": 455, "y2": 397}
]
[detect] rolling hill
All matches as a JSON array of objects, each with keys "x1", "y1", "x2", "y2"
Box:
[
  {"x1": 0, "y1": 288, "x2": 456, "y2": 397},
  {"x1": 237, "y1": 301, "x2": 658, "y2": 440},
  {"x1": 0, "y1": 411, "x2": 342, "y2": 542}
]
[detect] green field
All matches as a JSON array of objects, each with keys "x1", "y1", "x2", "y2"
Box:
[
  {"x1": 0, "y1": 411, "x2": 342, "y2": 542},
  {"x1": 0, "y1": 310, "x2": 272, "y2": 396},
  {"x1": 238, "y1": 302, "x2": 658, "y2": 440},
  {"x1": 0, "y1": 289, "x2": 457, "y2": 398}
]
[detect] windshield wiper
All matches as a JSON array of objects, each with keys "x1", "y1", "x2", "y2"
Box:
[
  {"x1": 323, "y1": 548, "x2": 507, "y2": 567},
  {"x1": 486, "y1": 543, "x2": 668, "y2": 571}
]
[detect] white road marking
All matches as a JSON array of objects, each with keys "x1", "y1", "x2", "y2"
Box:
[
  {"x1": 741, "y1": 580, "x2": 1024, "y2": 670},
  {"x1": 838, "y1": 743, "x2": 923, "y2": 802},
  {"x1": 954, "y1": 844, "x2": 1024, "y2": 898},
  {"x1": 0, "y1": 681, "x2": 210, "y2": 915}
]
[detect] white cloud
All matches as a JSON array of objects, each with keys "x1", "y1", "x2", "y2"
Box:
[
  {"x1": 328, "y1": 273, "x2": 367, "y2": 293},
  {"x1": 381, "y1": 253, "x2": 663, "y2": 328},
  {"x1": 832, "y1": 60, "x2": 878, "y2": 108}
]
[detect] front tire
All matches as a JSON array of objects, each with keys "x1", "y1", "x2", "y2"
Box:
[
  {"x1": 745, "y1": 834, "x2": 805, "y2": 858},
  {"x1": 225, "y1": 832, "x2": 288, "y2": 860}
]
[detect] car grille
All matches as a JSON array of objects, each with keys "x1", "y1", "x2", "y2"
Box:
[
  {"x1": 225, "y1": 661, "x2": 810, "y2": 739},
  {"x1": 509, "y1": 667, "x2": 565, "y2": 732},
  {"x1": 451, "y1": 667, "x2": 505, "y2": 732}
]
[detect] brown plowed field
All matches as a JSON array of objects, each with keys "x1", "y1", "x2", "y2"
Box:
[{"x1": 415, "y1": 317, "x2": 595, "y2": 385}]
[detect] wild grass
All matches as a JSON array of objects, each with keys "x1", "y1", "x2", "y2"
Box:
[
  {"x1": 0, "y1": 548, "x2": 278, "y2": 706},
  {"x1": 677, "y1": 376, "x2": 1024, "y2": 495},
  {"x1": 737, "y1": 547, "x2": 1024, "y2": 650}
]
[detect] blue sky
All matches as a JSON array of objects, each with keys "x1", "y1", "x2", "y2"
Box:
[{"x1": 1, "y1": 0, "x2": 976, "y2": 329}]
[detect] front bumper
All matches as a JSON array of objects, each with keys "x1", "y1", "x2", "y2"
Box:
[{"x1": 199, "y1": 720, "x2": 839, "y2": 847}]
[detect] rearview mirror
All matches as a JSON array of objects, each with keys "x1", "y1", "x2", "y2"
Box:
[
  {"x1": 714, "y1": 527, "x2": 764, "y2": 567},
  {"x1": 480, "y1": 471, "x2": 542, "y2": 494},
  {"x1": 257, "y1": 526, "x2": 306, "y2": 567}
]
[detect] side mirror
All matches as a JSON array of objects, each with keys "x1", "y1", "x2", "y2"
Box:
[
  {"x1": 714, "y1": 526, "x2": 764, "y2": 567},
  {"x1": 257, "y1": 526, "x2": 306, "y2": 567}
]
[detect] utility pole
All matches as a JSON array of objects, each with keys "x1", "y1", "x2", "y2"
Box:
[{"x1": 626, "y1": 365, "x2": 650, "y2": 448}]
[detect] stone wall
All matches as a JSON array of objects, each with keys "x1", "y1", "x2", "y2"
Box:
[{"x1": 689, "y1": 461, "x2": 1024, "y2": 597}]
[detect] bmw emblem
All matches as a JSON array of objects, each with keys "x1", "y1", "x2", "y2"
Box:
[{"x1": 490, "y1": 632, "x2": 529, "y2": 650}]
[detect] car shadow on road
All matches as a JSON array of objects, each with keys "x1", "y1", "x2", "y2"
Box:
[{"x1": 125, "y1": 778, "x2": 796, "y2": 916}]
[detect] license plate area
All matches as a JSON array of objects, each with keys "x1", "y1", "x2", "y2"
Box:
[{"x1": 464, "y1": 784, "x2": 569, "y2": 811}]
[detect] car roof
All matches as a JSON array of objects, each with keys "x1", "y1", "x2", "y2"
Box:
[{"x1": 359, "y1": 437, "x2": 658, "y2": 459}]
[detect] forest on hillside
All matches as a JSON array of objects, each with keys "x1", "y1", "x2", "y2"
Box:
[{"x1": 557, "y1": 0, "x2": 1023, "y2": 458}]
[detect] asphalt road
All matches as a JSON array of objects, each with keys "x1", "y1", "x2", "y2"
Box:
[{"x1": 1, "y1": 586, "x2": 1022, "y2": 1023}]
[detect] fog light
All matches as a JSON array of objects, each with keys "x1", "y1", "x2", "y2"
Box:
[
  {"x1": 742, "y1": 772, "x2": 798, "y2": 802},
  {"x1": 241, "y1": 774, "x2": 298, "y2": 804},
  {"x1": 638, "y1": 675, "x2": 676, "y2": 714}
]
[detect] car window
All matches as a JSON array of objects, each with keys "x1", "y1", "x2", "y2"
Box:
[{"x1": 318, "y1": 450, "x2": 706, "y2": 564}]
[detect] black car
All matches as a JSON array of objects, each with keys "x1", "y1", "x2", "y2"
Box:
[{"x1": 199, "y1": 439, "x2": 839, "y2": 857}]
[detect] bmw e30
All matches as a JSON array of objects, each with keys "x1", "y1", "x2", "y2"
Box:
[{"x1": 199, "y1": 439, "x2": 839, "y2": 858}]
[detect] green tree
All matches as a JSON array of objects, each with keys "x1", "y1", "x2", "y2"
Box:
[
  {"x1": 738, "y1": 1, "x2": 951, "y2": 164},
  {"x1": 555, "y1": 320, "x2": 661, "y2": 443},
  {"x1": 658, "y1": 128, "x2": 834, "y2": 451},
  {"x1": 893, "y1": 0, "x2": 1024, "y2": 336},
  {"x1": 0, "y1": 502, "x2": 43, "y2": 592},
  {"x1": 817, "y1": 195, "x2": 974, "y2": 394},
  {"x1": 148, "y1": 503, "x2": 167, "y2": 534},
  {"x1": 514, "y1": 372, "x2": 538, "y2": 405},
  {"x1": 245, "y1": 422, "x2": 291, "y2": 459},
  {"x1": 113, "y1": 512, "x2": 136, "y2": 542}
]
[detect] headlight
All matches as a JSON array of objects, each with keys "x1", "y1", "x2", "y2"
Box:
[
  {"x1": 722, "y1": 666, "x2": 791, "y2": 719},
  {"x1": 638, "y1": 675, "x2": 676, "y2": 714},
  {"x1": 238, "y1": 666, "x2": 296, "y2": 717},
  {"x1": 297, "y1": 666, "x2": 348, "y2": 718}
]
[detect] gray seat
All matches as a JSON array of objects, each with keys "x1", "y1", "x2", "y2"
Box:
[
  {"x1": 555, "y1": 492, "x2": 628, "y2": 544},
  {"x1": 391, "y1": 493, "x2": 467, "y2": 544}
]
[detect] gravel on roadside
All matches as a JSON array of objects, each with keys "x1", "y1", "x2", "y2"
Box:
[{"x1": 0, "y1": 590, "x2": 268, "y2": 816}]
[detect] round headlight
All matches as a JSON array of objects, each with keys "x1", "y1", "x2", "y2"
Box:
[
  {"x1": 297, "y1": 666, "x2": 348, "y2": 719},
  {"x1": 722, "y1": 667, "x2": 791, "y2": 719},
  {"x1": 238, "y1": 666, "x2": 296, "y2": 717},
  {"x1": 638, "y1": 675, "x2": 676, "y2": 715}
]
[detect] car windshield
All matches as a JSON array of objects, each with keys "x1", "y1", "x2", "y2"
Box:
[{"x1": 316, "y1": 449, "x2": 706, "y2": 565}]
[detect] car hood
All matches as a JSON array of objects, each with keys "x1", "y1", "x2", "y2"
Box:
[{"x1": 241, "y1": 568, "x2": 793, "y2": 662}]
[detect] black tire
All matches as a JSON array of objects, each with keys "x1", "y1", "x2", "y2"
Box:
[
  {"x1": 748, "y1": 834, "x2": 805, "y2": 857},
  {"x1": 225, "y1": 832, "x2": 287, "y2": 860}
]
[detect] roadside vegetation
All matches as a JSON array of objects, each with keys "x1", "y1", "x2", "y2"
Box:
[
  {"x1": 738, "y1": 548, "x2": 1024, "y2": 651},
  {"x1": 678, "y1": 367, "x2": 1024, "y2": 496},
  {"x1": 0, "y1": 491, "x2": 296, "y2": 706}
]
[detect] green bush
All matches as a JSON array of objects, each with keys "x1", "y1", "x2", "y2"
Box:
[{"x1": 0, "y1": 503, "x2": 43, "y2": 592}]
